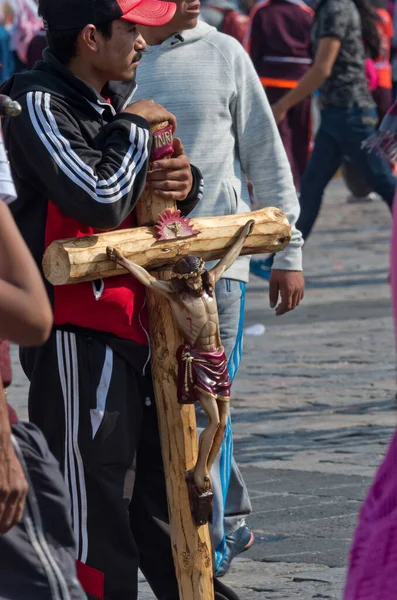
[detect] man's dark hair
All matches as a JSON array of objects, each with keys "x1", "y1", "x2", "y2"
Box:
[{"x1": 44, "y1": 20, "x2": 113, "y2": 65}]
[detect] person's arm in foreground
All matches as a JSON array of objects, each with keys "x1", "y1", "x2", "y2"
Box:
[
  {"x1": 0, "y1": 200, "x2": 52, "y2": 345},
  {"x1": 0, "y1": 373, "x2": 28, "y2": 534},
  {"x1": 271, "y1": 37, "x2": 341, "y2": 124},
  {"x1": 231, "y1": 41, "x2": 304, "y2": 315},
  {"x1": 0, "y1": 200, "x2": 53, "y2": 535}
]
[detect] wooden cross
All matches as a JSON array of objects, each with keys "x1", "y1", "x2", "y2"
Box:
[{"x1": 43, "y1": 132, "x2": 291, "y2": 600}]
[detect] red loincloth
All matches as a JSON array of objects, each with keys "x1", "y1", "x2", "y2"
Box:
[{"x1": 176, "y1": 344, "x2": 231, "y2": 405}]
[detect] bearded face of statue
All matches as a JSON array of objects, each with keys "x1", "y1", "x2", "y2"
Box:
[
  {"x1": 172, "y1": 256, "x2": 214, "y2": 297},
  {"x1": 185, "y1": 273, "x2": 203, "y2": 293}
]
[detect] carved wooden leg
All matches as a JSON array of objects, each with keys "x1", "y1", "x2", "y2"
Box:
[
  {"x1": 193, "y1": 393, "x2": 220, "y2": 491},
  {"x1": 206, "y1": 400, "x2": 230, "y2": 474},
  {"x1": 185, "y1": 392, "x2": 220, "y2": 526}
]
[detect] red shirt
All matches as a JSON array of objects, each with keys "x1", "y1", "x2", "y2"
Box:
[{"x1": 46, "y1": 202, "x2": 149, "y2": 345}]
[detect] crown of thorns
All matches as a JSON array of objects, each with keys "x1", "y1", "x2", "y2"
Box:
[{"x1": 173, "y1": 257, "x2": 206, "y2": 279}]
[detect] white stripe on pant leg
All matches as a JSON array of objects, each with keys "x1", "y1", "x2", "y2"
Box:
[
  {"x1": 70, "y1": 333, "x2": 89, "y2": 563},
  {"x1": 57, "y1": 331, "x2": 79, "y2": 554},
  {"x1": 90, "y1": 345, "x2": 113, "y2": 438},
  {"x1": 14, "y1": 437, "x2": 61, "y2": 600},
  {"x1": 63, "y1": 332, "x2": 80, "y2": 558},
  {"x1": 12, "y1": 435, "x2": 71, "y2": 600},
  {"x1": 56, "y1": 331, "x2": 70, "y2": 495}
]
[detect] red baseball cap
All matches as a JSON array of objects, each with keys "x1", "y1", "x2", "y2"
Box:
[
  {"x1": 119, "y1": 0, "x2": 176, "y2": 26},
  {"x1": 40, "y1": 0, "x2": 176, "y2": 31}
]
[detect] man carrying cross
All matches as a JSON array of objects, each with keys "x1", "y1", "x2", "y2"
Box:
[{"x1": 0, "y1": 0, "x2": 241, "y2": 598}]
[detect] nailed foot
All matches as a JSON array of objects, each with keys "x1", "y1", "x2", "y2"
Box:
[
  {"x1": 193, "y1": 470, "x2": 212, "y2": 492},
  {"x1": 186, "y1": 471, "x2": 214, "y2": 526}
]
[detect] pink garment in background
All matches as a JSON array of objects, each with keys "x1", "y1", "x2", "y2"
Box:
[
  {"x1": 365, "y1": 59, "x2": 379, "y2": 93},
  {"x1": 392, "y1": 196, "x2": 397, "y2": 333},
  {"x1": 1, "y1": 0, "x2": 43, "y2": 64},
  {"x1": 343, "y1": 193, "x2": 397, "y2": 600}
]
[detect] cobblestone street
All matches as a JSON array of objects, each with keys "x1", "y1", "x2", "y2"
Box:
[
  {"x1": 8, "y1": 179, "x2": 397, "y2": 599},
  {"x1": 223, "y1": 179, "x2": 396, "y2": 599}
]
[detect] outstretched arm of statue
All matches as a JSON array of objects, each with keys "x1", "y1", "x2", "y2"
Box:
[
  {"x1": 106, "y1": 247, "x2": 173, "y2": 297},
  {"x1": 210, "y1": 219, "x2": 255, "y2": 284}
]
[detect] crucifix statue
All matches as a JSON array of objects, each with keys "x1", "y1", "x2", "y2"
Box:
[
  {"x1": 107, "y1": 218, "x2": 254, "y2": 523},
  {"x1": 43, "y1": 122, "x2": 291, "y2": 600}
]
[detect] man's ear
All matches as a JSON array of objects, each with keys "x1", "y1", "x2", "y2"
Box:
[{"x1": 80, "y1": 24, "x2": 100, "y2": 53}]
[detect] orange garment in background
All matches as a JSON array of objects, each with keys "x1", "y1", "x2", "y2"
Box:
[
  {"x1": 375, "y1": 8, "x2": 393, "y2": 89},
  {"x1": 244, "y1": 0, "x2": 314, "y2": 89},
  {"x1": 245, "y1": 0, "x2": 314, "y2": 190},
  {"x1": 372, "y1": 8, "x2": 394, "y2": 122}
]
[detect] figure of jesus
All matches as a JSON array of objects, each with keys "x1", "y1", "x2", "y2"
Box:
[{"x1": 107, "y1": 219, "x2": 254, "y2": 494}]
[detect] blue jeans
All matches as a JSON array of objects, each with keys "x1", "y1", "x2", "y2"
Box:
[
  {"x1": 297, "y1": 104, "x2": 396, "y2": 240},
  {"x1": 393, "y1": 81, "x2": 397, "y2": 103},
  {"x1": 195, "y1": 279, "x2": 252, "y2": 570}
]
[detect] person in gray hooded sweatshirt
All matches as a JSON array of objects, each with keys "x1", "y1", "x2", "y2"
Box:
[{"x1": 136, "y1": 1, "x2": 305, "y2": 576}]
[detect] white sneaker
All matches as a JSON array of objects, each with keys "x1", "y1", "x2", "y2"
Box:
[{"x1": 346, "y1": 192, "x2": 379, "y2": 204}]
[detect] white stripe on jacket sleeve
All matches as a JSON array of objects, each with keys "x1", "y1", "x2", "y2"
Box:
[{"x1": 26, "y1": 91, "x2": 149, "y2": 204}]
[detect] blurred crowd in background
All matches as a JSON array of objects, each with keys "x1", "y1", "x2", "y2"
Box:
[
  {"x1": 1, "y1": 0, "x2": 396, "y2": 204},
  {"x1": 4, "y1": 0, "x2": 397, "y2": 93}
]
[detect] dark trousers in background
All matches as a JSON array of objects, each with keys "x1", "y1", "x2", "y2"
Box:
[
  {"x1": 0, "y1": 422, "x2": 86, "y2": 600},
  {"x1": 342, "y1": 87, "x2": 394, "y2": 199},
  {"x1": 372, "y1": 86, "x2": 393, "y2": 123},
  {"x1": 266, "y1": 86, "x2": 312, "y2": 192},
  {"x1": 297, "y1": 104, "x2": 396, "y2": 241},
  {"x1": 393, "y1": 81, "x2": 397, "y2": 103}
]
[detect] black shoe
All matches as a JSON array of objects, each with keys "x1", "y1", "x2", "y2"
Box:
[
  {"x1": 214, "y1": 577, "x2": 241, "y2": 600},
  {"x1": 215, "y1": 525, "x2": 255, "y2": 577}
]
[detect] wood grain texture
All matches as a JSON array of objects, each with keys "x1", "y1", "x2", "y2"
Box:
[
  {"x1": 137, "y1": 189, "x2": 215, "y2": 600},
  {"x1": 43, "y1": 207, "x2": 291, "y2": 286}
]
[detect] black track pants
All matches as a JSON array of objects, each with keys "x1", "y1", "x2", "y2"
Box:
[{"x1": 21, "y1": 328, "x2": 241, "y2": 600}]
